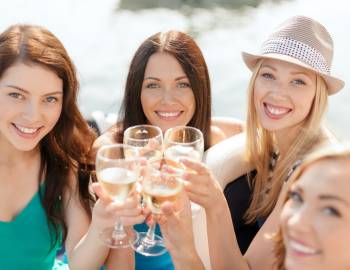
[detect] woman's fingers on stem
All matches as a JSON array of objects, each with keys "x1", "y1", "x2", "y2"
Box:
[{"x1": 92, "y1": 182, "x2": 113, "y2": 203}]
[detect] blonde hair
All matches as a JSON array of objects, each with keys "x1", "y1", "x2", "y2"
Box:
[
  {"x1": 245, "y1": 59, "x2": 330, "y2": 223},
  {"x1": 274, "y1": 143, "x2": 350, "y2": 269}
]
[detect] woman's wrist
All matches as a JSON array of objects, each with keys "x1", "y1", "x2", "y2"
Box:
[
  {"x1": 204, "y1": 190, "x2": 227, "y2": 216},
  {"x1": 85, "y1": 221, "x2": 110, "y2": 250},
  {"x1": 171, "y1": 247, "x2": 204, "y2": 270}
]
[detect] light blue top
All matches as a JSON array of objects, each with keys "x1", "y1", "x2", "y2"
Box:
[{"x1": 135, "y1": 223, "x2": 174, "y2": 270}]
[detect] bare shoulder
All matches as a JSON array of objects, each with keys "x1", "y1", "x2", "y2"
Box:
[
  {"x1": 212, "y1": 116, "x2": 245, "y2": 138},
  {"x1": 210, "y1": 116, "x2": 245, "y2": 146},
  {"x1": 63, "y1": 170, "x2": 91, "y2": 256},
  {"x1": 210, "y1": 125, "x2": 226, "y2": 146},
  {"x1": 63, "y1": 170, "x2": 79, "y2": 204}
]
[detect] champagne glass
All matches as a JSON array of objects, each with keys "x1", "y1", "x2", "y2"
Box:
[
  {"x1": 133, "y1": 158, "x2": 185, "y2": 256},
  {"x1": 123, "y1": 125, "x2": 163, "y2": 161},
  {"x1": 123, "y1": 124, "x2": 163, "y2": 196},
  {"x1": 95, "y1": 144, "x2": 140, "y2": 248},
  {"x1": 123, "y1": 125, "x2": 168, "y2": 256},
  {"x1": 163, "y1": 126, "x2": 204, "y2": 217}
]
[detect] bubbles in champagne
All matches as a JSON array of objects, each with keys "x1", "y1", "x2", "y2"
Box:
[
  {"x1": 97, "y1": 167, "x2": 137, "y2": 203},
  {"x1": 143, "y1": 181, "x2": 183, "y2": 214},
  {"x1": 123, "y1": 147, "x2": 139, "y2": 159}
]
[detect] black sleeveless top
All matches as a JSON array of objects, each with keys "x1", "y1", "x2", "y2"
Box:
[
  {"x1": 223, "y1": 171, "x2": 259, "y2": 254},
  {"x1": 224, "y1": 157, "x2": 302, "y2": 254}
]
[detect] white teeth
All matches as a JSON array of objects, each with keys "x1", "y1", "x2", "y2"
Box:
[
  {"x1": 266, "y1": 104, "x2": 290, "y2": 115},
  {"x1": 15, "y1": 124, "x2": 39, "y2": 134},
  {"x1": 157, "y1": 111, "x2": 181, "y2": 117},
  {"x1": 289, "y1": 240, "x2": 319, "y2": 255}
]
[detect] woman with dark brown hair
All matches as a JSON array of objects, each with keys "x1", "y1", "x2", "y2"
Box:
[
  {"x1": 97, "y1": 30, "x2": 242, "y2": 150},
  {"x1": 0, "y1": 24, "x2": 144, "y2": 270},
  {"x1": 94, "y1": 30, "x2": 243, "y2": 270}
]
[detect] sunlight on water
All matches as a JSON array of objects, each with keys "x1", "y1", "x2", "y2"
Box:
[{"x1": 1, "y1": 0, "x2": 349, "y2": 138}]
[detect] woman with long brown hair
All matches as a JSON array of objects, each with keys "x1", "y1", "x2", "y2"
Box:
[
  {"x1": 0, "y1": 24, "x2": 143, "y2": 270},
  {"x1": 94, "y1": 30, "x2": 243, "y2": 270}
]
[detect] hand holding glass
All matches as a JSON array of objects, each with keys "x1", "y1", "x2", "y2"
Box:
[
  {"x1": 163, "y1": 126, "x2": 204, "y2": 217},
  {"x1": 95, "y1": 144, "x2": 140, "y2": 248},
  {"x1": 134, "y1": 158, "x2": 185, "y2": 256}
]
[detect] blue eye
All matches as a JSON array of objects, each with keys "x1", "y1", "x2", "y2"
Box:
[
  {"x1": 288, "y1": 190, "x2": 303, "y2": 204},
  {"x1": 292, "y1": 79, "x2": 306, "y2": 85},
  {"x1": 261, "y1": 73, "x2": 274, "y2": 80},
  {"x1": 145, "y1": 83, "x2": 159, "y2": 89},
  {"x1": 8, "y1": 92, "x2": 24, "y2": 100},
  {"x1": 177, "y1": 82, "x2": 191, "y2": 88},
  {"x1": 322, "y1": 207, "x2": 341, "y2": 217},
  {"x1": 45, "y1": 96, "x2": 58, "y2": 103}
]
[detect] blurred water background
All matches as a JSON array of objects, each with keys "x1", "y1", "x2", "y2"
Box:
[{"x1": 2, "y1": 0, "x2": 349, "y2": 138}]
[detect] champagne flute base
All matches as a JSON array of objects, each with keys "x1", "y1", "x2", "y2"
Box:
[
  {"x1": 100, "y1": 227, "x2": 138, "y2": 248},
  {"x1": 132, "y1": 232, "x2": 167, "y2": 256}
]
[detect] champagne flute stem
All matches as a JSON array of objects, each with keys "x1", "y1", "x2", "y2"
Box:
[
  {"x1": 112, "y1": 217, "x2": 126, "y2": 239},
  {"x1": 143, "y1": 215, "x2": 157, "y2": 245}
]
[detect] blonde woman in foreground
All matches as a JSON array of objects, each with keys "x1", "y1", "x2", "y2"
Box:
[
  {"x1": 161, "y1": 143, "x2": 350, "y2": 270},
  {"x1": 274, "y1": 143, "x2": 350, "y2": 270}
]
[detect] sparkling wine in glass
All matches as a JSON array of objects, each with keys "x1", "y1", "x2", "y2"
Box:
[
  {"x1": 95, "y1": 144, "x2": 140, "y2": 248},
  {"x1": 133, "y1": 158, "x2": 185, "y2": 256},
  {"x1": 163, "y1": 126, "x2": 204, "y2": 217}
]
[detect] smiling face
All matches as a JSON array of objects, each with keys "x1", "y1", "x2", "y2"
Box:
[
  {"x1": 0, "y1": 62, "x2": 63, "y2": 152},
  {"x1": 140, "y1": 52, "x2": 196, "y2": 133},
  {"x1": 281, "y1": 158, "x2": 350, "y2": 270},
  {"x1": 253, "y1": 58, "x2": 317, "y2": 136}
]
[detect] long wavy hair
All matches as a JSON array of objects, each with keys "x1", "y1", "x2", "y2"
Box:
[
  {"x1": 244, "y1": 59, "x2": 330, "y2": 223},
  {"x1": 116, "y1": 30, "x2": 212, "y2": 149},
  {"x1": 274, "y1": 143, "x2": 350, "y2": 269},
  {"x1": 0, "y1": 24, "x2": 96, "y2": 246}
]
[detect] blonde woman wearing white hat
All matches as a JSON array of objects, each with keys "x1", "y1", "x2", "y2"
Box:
[{"x1": 156, "y1": 15, "x2": 346, "y2": 270}]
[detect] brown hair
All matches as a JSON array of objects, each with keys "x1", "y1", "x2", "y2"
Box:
[
  {"x1": 0, "y1": 24, "x2": 96, "y2": 246},
  {"x1": 274, "y1": 143, "x2": 350, "y2": 269},
  {"x1": 117, "y1": 30, "x2": 212, "y2": 149}
]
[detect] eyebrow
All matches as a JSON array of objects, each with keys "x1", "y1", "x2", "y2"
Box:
[
  {"x1": 319, "y1": 194, "x2": 350, "y2": 206},
  {"x1": 289, "y1": 71, "x2": 310, "y2": 76},
  {"x1": 5, "y1": 84, "x2": 63, "y2": 96},
  {"x1": 260, "y1": 64, "x2": 276, "y2": 71},
  {"x1": 290, "y1": 185, "x2": 303, "y2": 195},
  {"x1": 261, "y1": 65, "x2": 312, "y2": 79},
  {"x1": 292, "y1": 184, "x2": 350, "y2": 207},
  {"x1": 174, "y1": 75, "x2": 188, "y2": 81},
  {"x1": 289, "y1": 71, "x2": 314, "y2": 81},
  {"x1": 143, "y1": 75, "x2": 188, "y2": 81},
  {"x1": 143, "y1": 77, "x2": 161, "y2": 81}
]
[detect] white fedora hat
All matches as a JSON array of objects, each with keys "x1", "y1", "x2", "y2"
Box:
[{"x1": 242, "y1": 16, "x2": 345, "y2": 95}]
